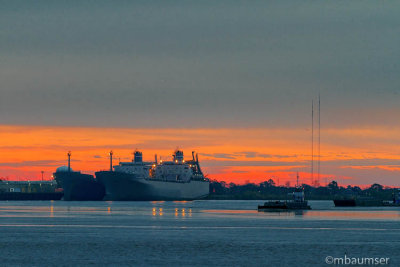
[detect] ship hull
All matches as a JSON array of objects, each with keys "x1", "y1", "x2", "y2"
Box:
[
  {"x1": 96, "y1": 171, "x2": 209, "y2": 201},
  {"x1": 53, "y1": 172, "x2": 105, "y2": 201},
  {"x1": 333, "y1": 199, "x2": 356, "y2": 207},
  {"x1": 258, "y1": 201, "x2": 311, "y2": 211},
  {"x1": 333, "y1": 198, "x2": 386, "y2": 207}
]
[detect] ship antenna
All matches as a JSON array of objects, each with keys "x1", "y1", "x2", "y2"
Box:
[
  {"x1": 297, "y1": 172, "x2": 299, "y2": 187},
  {"x1": 311, "y1": 100, "x2": 314, "y2": 186},
  {"x1": 109, "y1": 150, "x2": 113, "y2": 172},
  {"x1": 195, "y1": 153, "x2": 203, "y2": 175},
  {"x1": 67, "y1": 151, "x2": 71, "y2": 172}
]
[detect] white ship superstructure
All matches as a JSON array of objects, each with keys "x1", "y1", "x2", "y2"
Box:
[{"x1": 113, "y1": 151, "x2": 152, "y2": 177}]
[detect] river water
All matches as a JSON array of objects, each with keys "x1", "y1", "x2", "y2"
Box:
[{"x1": 0, "y1": 200, "x2": 399, "y2": 266}]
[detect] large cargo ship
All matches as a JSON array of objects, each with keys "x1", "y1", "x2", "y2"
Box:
[
  {"x1": 96, "y1": 150, "x2": 209, "y2": 201},
  {"x1": 53, "y1": 152, "x2": 105, "y2": 201}
]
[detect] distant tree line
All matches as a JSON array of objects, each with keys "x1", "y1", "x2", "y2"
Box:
[{"x1": 207, "y1": 179, "x2": 398, "y2": 200}]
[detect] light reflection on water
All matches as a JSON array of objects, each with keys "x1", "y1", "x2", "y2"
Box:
[
  {"x1": 0, "y1": 200, "x2": 398, "y2": 221},
  {"x1": 0, "y1": 200, "x2": 399, "y2": 266}
]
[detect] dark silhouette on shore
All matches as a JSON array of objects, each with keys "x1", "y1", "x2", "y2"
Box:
[{"x1": 207, "y1": 179, "x2": 399, "y2": 201}]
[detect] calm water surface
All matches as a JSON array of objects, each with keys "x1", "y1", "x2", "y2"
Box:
[{"x1": 0, "y1": 200, "x2": 399, "y2": 266}]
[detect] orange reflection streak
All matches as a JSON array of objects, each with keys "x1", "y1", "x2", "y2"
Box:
[
  {"x1": 1, "y1": 125, "x2": 400, "y2": 186},
  {"x1": 202, "y1": 209, "x2": 259, "y2": 214},
  {"x1": 151, "y1": 201, "x2": 165, "y2": 204}
]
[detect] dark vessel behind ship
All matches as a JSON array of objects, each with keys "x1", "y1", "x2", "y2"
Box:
[
  {"x1": 258, "y1": 187, "x2": 311, "y2": 211},
  {"x1": 53, "y1": 152, "x2": 105, "y2": 201}
]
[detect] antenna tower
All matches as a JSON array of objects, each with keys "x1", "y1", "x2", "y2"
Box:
[
  {"x1": 311, "y1": 100, "x2": 314, "y2": 186},
  {"x1": 318, "y1": 93, "x2": 321, "y2": 187}
]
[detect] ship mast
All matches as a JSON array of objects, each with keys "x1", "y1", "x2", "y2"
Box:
[
  {"x1": 109, "y1": 150, "x2": 113, "y2": 172},
  {"x1": 68, "y1": 151, "x2": 71, "y2": 172}
]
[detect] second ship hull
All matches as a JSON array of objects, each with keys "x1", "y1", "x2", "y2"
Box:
[
  {"x1": 96, "y1": 171, "x2": 209, "y2": 201},
  {"x1": 53, "y1": 172, "x2": 105, "y2": 201}
]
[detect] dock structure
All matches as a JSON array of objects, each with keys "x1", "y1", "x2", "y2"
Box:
[{"x1": 0, "y1": 180, "x2": 58, "y2": 193}]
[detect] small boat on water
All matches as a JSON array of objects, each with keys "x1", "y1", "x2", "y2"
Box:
[
  {"x1": 333, "y1": 199, "x2": 356, "y2": 207},
  {"x1": 258, "y1": 187, "x2": 311, "y2": 211},
  {"x1": 334, "y1": 190, "x2": 400, "y2": 207}
]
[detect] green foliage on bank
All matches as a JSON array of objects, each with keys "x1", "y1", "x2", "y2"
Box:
[{"x1": 206, "y1": 180, "x2": 398, "y2": 200}]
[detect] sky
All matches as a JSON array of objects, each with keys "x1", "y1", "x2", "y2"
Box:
[{"x1": 1, "y1": 1, "x2": 400, "y2": 186}]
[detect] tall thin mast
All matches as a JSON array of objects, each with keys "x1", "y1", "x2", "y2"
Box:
[
  {"x1": 67, "y1": 151, "x2": 71, "y2": 172},
  {"x1": 311, "y1": 100, "x2": 314, "y2": 186},
  {"x1": 318, "y1": 93, "x2": 321, "y2": 187},
  {"x1": 109, "y1": 150, "x2": 113, "y2": 172}
]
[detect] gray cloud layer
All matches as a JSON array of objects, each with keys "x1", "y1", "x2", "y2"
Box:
[{"x1": 1, "y1": 1, "x2": 399, "y2": 127}]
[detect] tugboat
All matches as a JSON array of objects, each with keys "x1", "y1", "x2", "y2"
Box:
[{"x1": 258, "y1": 187, "x2": 311, "y2": 211}]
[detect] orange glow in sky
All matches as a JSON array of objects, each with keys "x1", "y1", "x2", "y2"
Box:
[{"x1": 1, "y1": 125, "x2": 400, "y2": 187}]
